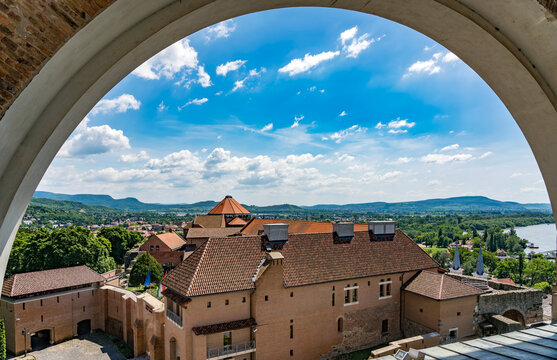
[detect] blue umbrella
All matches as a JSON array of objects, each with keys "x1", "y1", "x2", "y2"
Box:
[{"x1": 144, "y1": 265, "x2": 151, "y2": 287}]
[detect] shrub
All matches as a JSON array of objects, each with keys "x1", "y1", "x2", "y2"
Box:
[
  {"x1": 0, "y1": 318, "x2": 6, "y2": 360},
  {"x1": 533, "y1": 281, "x2": 552, "y2": 294},
  {"x1": 129, "y1": 253, "x2": 163, "y2": 287}
]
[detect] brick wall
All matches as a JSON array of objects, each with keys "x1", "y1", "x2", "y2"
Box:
[{"x1": 0, "y1": 0, "x2": 115, "y2": 120}]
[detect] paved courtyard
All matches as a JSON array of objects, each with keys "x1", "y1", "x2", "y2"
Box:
[{"x1": 22, "y1": 332, "x2": 128, "y2": 360}]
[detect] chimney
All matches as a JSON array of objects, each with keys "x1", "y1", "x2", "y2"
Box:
[
  {"x1": 333, "y1": 222, "x2": 354, "y2": 238},
  {"x1": 263, "y1": 223, "x2": 289, "y2": 243},
  {"x1": 368, "y1": 220, "x2": 396, "y2": 241}
]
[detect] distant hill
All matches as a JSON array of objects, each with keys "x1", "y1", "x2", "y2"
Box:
[
  {"x1": 304, "y1": 196, "x2": 552, "y2": 213},
  {"x1": 33, "y1": 192, "x2": 551, "y2": 214}
]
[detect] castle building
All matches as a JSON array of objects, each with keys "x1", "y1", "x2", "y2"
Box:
[{"x1": 162, "y1": 222, "x2": 446, "y2": 360}]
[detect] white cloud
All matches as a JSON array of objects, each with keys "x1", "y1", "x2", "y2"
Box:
[
  {"x1": 157, "y1": 101, "x2": 167, "y2": 112},
  {"x1": 377, "y1": 118, "x2": 415, "y2": 133},
  {"x1": 120, "y1": 150, "x2": 149, "y2": 163},
  {"x1": 232, "y1": 79, "x2": 246, "y2": 92},
  {"x1": 378, "y1": 171, "x2": 402, "y2": 181},
  {"x1": 215, "y1": 91, "x2": 223, "y2": 96},
  {"x1": 206, "y1": 20, "x2": 236, "y2": 40},
  {"x1": 231, "y1": 67, "x2": 265, "y2": 92},
  {"x1": 279, "y1": 51, "x2": 340, "y2": 76},
  {"x1": 387, "y1": 157, "x2": 412, "y2": 165},
  {"x1": 132, "y1": 39, "x2": 198, "y2": 80},
  {"x1": 178, "y1": 98, "x2": 208, "y2": 110},
  {"x1": 197, "y1": 66, "x2": 212, "y2": 87},
  {"x1": 442, "y1": 52, "x2": 459, "y2": 63},
  {"x1": 339, "y1": 26, "x2": 384, "y2": 58},
  {"x1": 291, "y1": 115, "x2": 304, "y2": 128},
  {"x1": 261, "y1": 123, "x2": 273, "y2": 132},
  {"x1": 216, "y1": 60, "x2": 246, "y2": 76},
  {"x1": 403, "y1": 51, "x2": 460, "y2": 78},
  {"x1": 327, "y1": 125, "x2": 367, "y2": 143},
  {"x1": 59, "y1": 117, "x2": 130, "y2": 157},
  {"x1": 339, "y1": 110, "x2": 347, "y2": 117},
  {"x1": 441, "y1": 144, "x2": 459, "y2": 151},
  {"x1": 479, "y1": 151, "x2": 493, "y2": 159},
  {"x1": 91, "y1": 94, "x2": 141, "y2": 115},
  {"x1": 428, "y1": 180, "x2": 441, "y2": 186},
  {"x1": 340, "y1": 26, "x2": 358, "y2": 45},
  {"x1": 511, "y1": 172, "x2": 525, "y2": 178},
  {"x1": 420, "y1": 153, "x2": 473, "y2": 164},
  {"x1": 520, "y1": 187, "x2": 545, "y2": 193}
]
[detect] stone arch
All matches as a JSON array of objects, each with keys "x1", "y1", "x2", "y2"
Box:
[
  {"x1": 169, "y1": 337, "x2": 178, "y2": 360},
  {"x1": 502, "y1": 309, "x2": 526, "y2": 328},
  {"x1": 337, "y1": 316, "x2": 344, "y2": 333},
  {"x1": 0, "y1": 1, "x2": 557, "y2": 289}
]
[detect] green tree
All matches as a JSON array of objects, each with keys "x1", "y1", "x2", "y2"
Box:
[
  {"x1": 98, "y1": 227, "x2": 144, "y2": 264},
  {"x1": 433, "y1": 250, "x2": 450, "y2": 270},
  {"x1": 518, "y1": 253, "x2": 525, "y2": 285},
  {"x1": 533, "y1": 282, "x2": 552, "y2": 294},
  {"x1": 493, "y1": 257, "x2": 519, "y2": 282},
  {"x1": 129, "y1": 253, "x2": 163, "y2": 287},
  {"x1": 524, "y1": 255, "x2": 555, "y2": 286},
  {"x1": 8, "y1": 227, "x2": 116, "y2": 276},
  {"x1": 0, "y1": 319, "x2": 5, "y2": 360}
]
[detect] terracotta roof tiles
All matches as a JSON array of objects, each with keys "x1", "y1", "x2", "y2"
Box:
[
  {"x1": 152, "y1": 232, "x2": 186, "y2": 250},
  {"x1": 241, "y1": 218, "x2": 368, "y2": 235},
  {"x1": 403, "y1": 270, "x2": 484, "y2": 300},
  {"x1": 2, "y1": 265, "x2": 105, "y2": 298},
  {"x1": 163, "y1": 229, "x2": 440, "y2": 298},
  {"x1": 186, "y1": 227, "x2": 241, "y2": 239},
  {"x1": 208, "y1": 196, "x2": 250, "y2": 215}
]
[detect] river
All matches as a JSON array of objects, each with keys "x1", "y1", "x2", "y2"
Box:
[{"x1": 509, "y1": 223, "x2": 556, "y2": 253}]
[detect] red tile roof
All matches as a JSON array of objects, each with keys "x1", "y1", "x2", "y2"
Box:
[
  {"x1": 241, "y1": 218, "x2": 368, "y2": 235},
  {"x1": 208, "y1": 196, "x2": 250, "y2": 215},
  {"x1": 193, "y1": 214, "x2": 226, "y2": 228},
  {"x1": 228, "y1": 217, "x2": 248, "y2": 226},
  {"x1": 2, "y1": 266, "x2": 105, "y2": 298},
  {"x1": 493, "y1": 278, "x2": 516, "y2": 286},
  {"x1": 404, "y1": 270, "x2": 484, "y2": 300},
  {"x1": 186, "y1": 227, "x2": 241, "y2": 239},
  {"x1": 163, "y1": 229, "x2": 440, "y2": 298},
  {"x1": 152, "y1": 232, "x2": 186, "y2": 250}
]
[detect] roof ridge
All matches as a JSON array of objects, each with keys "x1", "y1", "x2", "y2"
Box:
[{"x1": 438, "y1": 273, "x2": 444, "y2": 299}]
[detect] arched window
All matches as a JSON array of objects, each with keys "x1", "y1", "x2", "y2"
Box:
[{"x1": 337, "y1": 318, "x2": 344, "y2": 333}]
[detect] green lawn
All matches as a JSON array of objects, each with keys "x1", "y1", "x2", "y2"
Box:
[
  {"x1": 423, "y1": 247, "x2": 448, "y2": 256},
  {"x1": 125, "y1": 284, "x2": 160, "y2": 298}
]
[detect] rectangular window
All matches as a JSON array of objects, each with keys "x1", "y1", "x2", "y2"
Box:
[
  {"x1": 83, "y1": 306, "x2": 85, "y2": 312},
  {"x1": 290, "y1": 324, "x2": 293, "y2": 339},
  {"x1": 290, "y1": 292, "x2": 293, "y2": 297},
  {"x1": 265, "y1": 295, "x2": 269, "y2": 301},
  {"x1": 332, "y1": 293, "x2": 335, "y2": 307},
  {"x1": 40, "y1": 299, "x2": 43, "y2": 306},
  {"x1": 242, "y1": 297, "x2": 246, "y2": 303},
  {"x1": 382, "y1": 319, "x2": 388, "y2": 334},
  {"x1": 379, "y1": 279, "x2": 392, "y2": 299},
  {"x1": 223, "y1": 331, "x2": 232, "y2": 346},
  {"x1": 225, "y1": 299, "x2": 229, "y2": 305},
  {"x1": 22, "y1": 303, "x2": 25, "y2": 310},
  {"x1": 290, "y1": 350, "x2": 293, "y2": 357},
  {"x1": 449, "y1": 328, "x2": 458, "y2": 340},
  {"x1": 41, "y1": 315, "x2": 43, "y2": 322},
  {"x1": 150, "y1": 245, "x2": 154, "y2": 251},
  {"x1": 344, "y1": 284, "x2": 359, "y2": 305},
  {"x1": 207, "y1": 301, "x2": 211, "y2": 308},
  {"x1": 57, "y1": 296, "x2": 59, "y2": 303}
]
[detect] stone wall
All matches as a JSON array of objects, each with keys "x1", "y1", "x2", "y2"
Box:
[{"x1": 476, "y1": 289, "x2": 543, "y2": 330}]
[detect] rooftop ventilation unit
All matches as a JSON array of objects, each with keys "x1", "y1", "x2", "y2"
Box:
[
  {"x1": 263, "y1": 223, "x2": 289, "y2": 243},
  {"x1": 369, "y1": 220, "x2": 396, "y2": 241},
  {"x1": 333, "y1": 222, "x2": 354, "y2": 237}
]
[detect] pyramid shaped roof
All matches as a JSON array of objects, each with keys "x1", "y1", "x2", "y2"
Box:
[{"x1": 208, "y1": 196, "x2": 250, "y2": 215}]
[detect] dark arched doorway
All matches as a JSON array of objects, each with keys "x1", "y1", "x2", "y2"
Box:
[
  {"x1": 503, "y1": 309, "x2": 525, "y2": 328},
  {"x1": 31, "y1": 329, "x2": 51, "y2": 351},
  {"x1": 77, "y1": 319, "x2": 92, "y2": 336}
]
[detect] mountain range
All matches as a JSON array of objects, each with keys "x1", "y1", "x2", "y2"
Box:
[{"x1": 33, "y1": 191, "x2": 551, "y2": 214}]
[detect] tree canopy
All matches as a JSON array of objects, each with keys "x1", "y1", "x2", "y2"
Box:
[
  {"x1": 98, "y1": 227, "x2": 144, "y2": 264},
  {"x1": 129, "y1": 253, "x2": 163, "y2": 287}
]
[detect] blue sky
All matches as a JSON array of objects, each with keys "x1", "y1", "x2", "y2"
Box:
[{"x1": 38, "y1": 7, "x2": 548, "y2": 205}]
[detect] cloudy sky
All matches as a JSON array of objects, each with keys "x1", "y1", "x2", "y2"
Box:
[{"x1": 38, "y1": 8, "x2": 549, "y2": 206}]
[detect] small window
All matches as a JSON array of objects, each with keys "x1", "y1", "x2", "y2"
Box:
[
  {"x1": 265, "y1": 295, "x2": 268, "y2": 301},
  {"x1": 379, "y1": 279, "x2": 393, "y2": 299},
  {"x1": 338, "y1": 318, "x2": 344, "y2": 333},
  {"x1": 83, "y1": 306, "x2": 85, "y2": 312},
  {"x1": 368, "y1": 281, "x2": 370, "y2": 286},
  {"x1": 332, "y1": 293, "x2": 335, "y2": 307},
  {"x1": 156, "y1": 245, "x2": 160, "y2": 251},
  {"x1": 78, "y1": 293, "x2": 80, "y2": 299},
  {"x1": 382, "y1": 319, "x2": 388, "y2": 334},
  {"x1": 344, "y1": 288, "x2": 350, "y2": 304},
  {"x1": 225, "y1": 299, "x2": 229, "y2": 305},
  {"x1": 40, "y1": 299, "x2": 43, "y2": 306},
  {"x1": 457, "y1": 312, "x2": 461, "y2": 316},
  {"x1": 290, "y1": 292, "x2": 293, "y2": 297},
  {"x1": 57, "y1": 296, "x2": 59, "y2": 303},
  {"x1": 332, "y1": 286, "x2": 335, "y2": 291},
  {"x1": 207, "y1": 301, "x2": 211, "y2": 308},
  {"x1": 420, "y1": 308, "x2": 423, "y2": 313},
  {"x1": 150, "y1": 245, "x2": 154, "y2": 251},
  {"x1": 449, "y1": 328, "x2": 458, "y2": 340},
  {"x1": 290, "y1": 324, "x2": 293, "y2": 339},
  {"x1": 223, "y1": 331, "x2": 232, "y2": 346},
  {"x1": 22, "y1": 303, "x2": 25, "y2": 310},
  {"x1": 242, "y1": 297, "x2": 246, "y2": 303},
  {"x1": 352, "y1": 287, "x2": 358, "y2": 303},
  {"x1": 41, "y1": 315, "x2": 43, "y2": 322},
  {"x1": 290, "y1": 350, "x2": 293, "y2": 357}
]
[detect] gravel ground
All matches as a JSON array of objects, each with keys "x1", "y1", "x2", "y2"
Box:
[
  {"x1": 25, "y1": 332, "x2": 126, "y2": 360},
  {"x1": 543, "y1": 294, "x2": 553, "y2": 321}
]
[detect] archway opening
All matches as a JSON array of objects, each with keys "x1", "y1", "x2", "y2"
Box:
[{"x1": 503, "y1": 309, "x2": 526, "y2": 328}]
